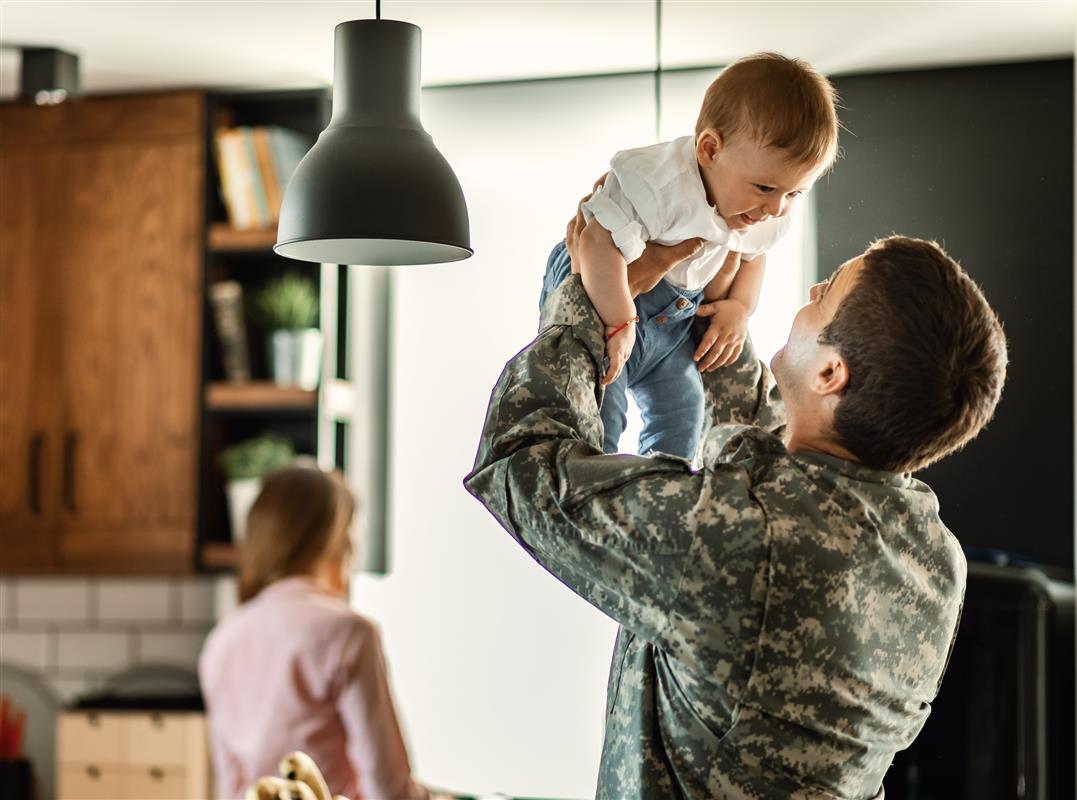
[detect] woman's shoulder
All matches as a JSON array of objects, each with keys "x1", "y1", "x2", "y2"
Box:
[
  {"x1": 207, "y1": 579, "x2": 378, "y2": 653},
  {"x1": 273, "y1": 579, "x2": 376, "y2": 634}
]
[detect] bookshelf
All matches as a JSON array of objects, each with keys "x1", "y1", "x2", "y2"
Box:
[
  {"x1": 207, "y1": 223, "x2": 278, "y2": 253},
  {"x1": 204, "y1": 381, "x2": 317, "y2": 411},
  {"x1": 197, "y1": 88, "x2": 348, "y2": 571},
  {"x1": 201, "y1": 541, "x2": 240, "y2": 570}
]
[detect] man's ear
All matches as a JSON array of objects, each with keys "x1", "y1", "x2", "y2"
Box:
[
  {"x1": 696, "y1": 129, "x2": 722, "y2": 165},
  {"x1": 812, "y1": 350, "x2": 849, "y2": 398}
]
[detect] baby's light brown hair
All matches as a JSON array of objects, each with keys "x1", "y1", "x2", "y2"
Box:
[{"x1": 696, "y1": 52, "x2": 839, "y2": 170}]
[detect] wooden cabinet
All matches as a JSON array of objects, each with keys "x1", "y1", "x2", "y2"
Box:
[
  {"x1": 0, "y1": 88, "x2": 363, "y2": 574},
  {"x1": 0, "y1": 93, "x2": 204, "y2": 573},
  {"x1": 0, "y1": 145, "x2": 65, "y2": 570},
  {"x1": 57, "y1": 711, "x2": 211, "y2": 800}
]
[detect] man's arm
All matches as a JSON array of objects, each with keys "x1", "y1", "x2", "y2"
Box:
[
  {"x1": 466, "y1": 275, "x2": 775, "y2": 652},
  {"x1": 696, "y1": 309, "x2": 786, "y2": 465}
]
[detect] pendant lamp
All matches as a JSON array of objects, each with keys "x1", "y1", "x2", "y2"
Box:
[{"x1": 275, "y1": 10, "x2": 472, "y2": 266}]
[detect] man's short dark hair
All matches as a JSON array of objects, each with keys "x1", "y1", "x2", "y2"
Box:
[{"x1": 819, "y1": 236, "x2": 1008, "y2": 473}]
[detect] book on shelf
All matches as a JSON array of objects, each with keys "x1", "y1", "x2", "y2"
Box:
[
  {"x1": 250, "y1": 129, "x2": 281, "y2": 226},
  {"x1": 241, "y1": 129, "x2": 271, "y2": 227},
  {"x1": 214, "y1": 128, "x2": 259, "y2": 230},
  {"x1": 252, "y1": 127, "x2": 310, "y2": 224},
  {"x1": 208, "y1": 281, "x2": 252, "y2": 382},
  {"x1": 214, "y1": 125, "x2": 311, "y2": 231},
  {"x1": 265, "y1": 127, "x2": 310, "y2": 218}
]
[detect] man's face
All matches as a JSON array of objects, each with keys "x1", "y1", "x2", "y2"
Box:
[
  {"x1": 697, "y1": 131, "x2": 820, "y2": 232},
  {"x1": 771, "y1": 255, "x2": 864, "y2": 404}
]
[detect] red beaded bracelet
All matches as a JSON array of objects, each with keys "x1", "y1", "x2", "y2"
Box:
[{"x1": 606, "y1": 315, "x2": 640, "y2": 341}]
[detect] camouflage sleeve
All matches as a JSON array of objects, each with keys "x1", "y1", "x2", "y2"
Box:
[
  {"x1": 536, "y1": 273, "x2": 786, "y2": 434},
  {"x1": 693, "y1": 315, "x2": 787, "y2": 449},
  {"x1": 465, "y1": 275, "x2": 763, "y2": 645}
]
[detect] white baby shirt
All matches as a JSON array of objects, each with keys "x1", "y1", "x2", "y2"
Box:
[{"x1": 581, "y1": 135, "x2": 792, "y2": 291}]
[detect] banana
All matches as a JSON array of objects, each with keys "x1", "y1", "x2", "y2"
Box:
[
  {"x1": 279, "y1": 751, "x2": 332, "y2": 800},
  {"x1": 279, "y1": 779, "x2": 319, "y2": 800},
  {"x1": 244, "y1": 775, "x2": 289, "y2": 800}
]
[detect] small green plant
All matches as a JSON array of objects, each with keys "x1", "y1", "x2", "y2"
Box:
[
  {"x1": 219, "y1": 434, "x2": 296, "y2": 481},
  {"x1": 254, "y1": 272, "x2": 318, "y2": 330}
]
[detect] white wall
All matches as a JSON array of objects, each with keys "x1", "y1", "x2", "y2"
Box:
[{"x1": 349, "y1": 69, "x2": 812, "y2": 798}]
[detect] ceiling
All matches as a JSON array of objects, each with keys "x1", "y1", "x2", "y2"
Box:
[{"x1": 0, "y1": 0, "x2": 1073, "y2": 99}]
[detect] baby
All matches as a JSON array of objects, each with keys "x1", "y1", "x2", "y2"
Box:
[{"x1": 539, "y1": 52, "x2": 839, "y2": 461}]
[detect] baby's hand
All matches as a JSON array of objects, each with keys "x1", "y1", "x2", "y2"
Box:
[
  {"x1": 602, "y1": 318, "x2": 637, "y2": 386},
  {"x1": 694, "y1": 299, "x2": 749, "y2": 371}
]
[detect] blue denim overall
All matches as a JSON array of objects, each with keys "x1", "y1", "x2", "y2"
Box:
[{"x1": 539, "y1": 240, "x2": 705, "y2": 460}]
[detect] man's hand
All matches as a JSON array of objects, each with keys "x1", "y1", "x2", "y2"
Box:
[
  {"x1": 694, "y1": 299, "x2": 749, "y2": 371},
  {"x1": 627, "y1": 238, "x2": 705, "y2": 298},
  {"x1": 565, "y1": 174, "x2": 704, "y2": 297}
]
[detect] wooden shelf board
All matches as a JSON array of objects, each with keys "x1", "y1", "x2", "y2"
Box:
[
  {"x1": 201, "y1": 541, "x2": 239, "y2": 569},
  {"x1": 208, "y1": 223, "x2": 278, "y2": 252},
  {"x1": 205, "y1": 381, "x2": 317, "y2": 410}
]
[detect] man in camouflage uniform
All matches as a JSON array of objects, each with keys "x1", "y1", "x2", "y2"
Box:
[{"x1": 464, "y1": 225, "x2": 1007, "y2": 799}]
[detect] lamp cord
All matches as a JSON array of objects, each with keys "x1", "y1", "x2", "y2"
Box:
[
  {"x1": 654, "y1": 0, "x2": 662, "y2": 140},
  {"x1": 376, "y1": 0, "x2": 381, "y2": 20}
]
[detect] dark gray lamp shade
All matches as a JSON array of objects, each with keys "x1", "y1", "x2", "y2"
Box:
[{"x1": 275, "y1": 19, "x2": 472, "y2": 266}]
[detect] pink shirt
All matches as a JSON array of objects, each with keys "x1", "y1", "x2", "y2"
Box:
[{"x1": 199, "y1": 577, "x2": 428, "y2": 800}]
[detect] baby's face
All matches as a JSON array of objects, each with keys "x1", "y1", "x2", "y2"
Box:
[{"x1": 696, "y1": 131, "x2": 821, "y2": 231}]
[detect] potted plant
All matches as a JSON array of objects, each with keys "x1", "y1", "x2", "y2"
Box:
[
  {"x1": 253, "y1": 272, "x2": 322, "y2": 389},
  {"x1": 218, "y1": 434, "x2": 295, "y2": 541}
]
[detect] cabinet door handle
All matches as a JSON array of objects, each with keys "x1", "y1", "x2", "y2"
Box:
[
  {"x1": 86, "y1": 765, "x2": 100, "y2": 780},
  {"x1": 62, "y1": 431, "x2": 78, "y2": 513},
  {"x1": 28, "y1": 433, "x2": 44, "y2": 514}
]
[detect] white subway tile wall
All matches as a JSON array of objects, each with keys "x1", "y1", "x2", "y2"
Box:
[
  {"x1": 0, "y1": 581, "x2": 13, "y2": 623},
  {"x1": 55, "y1": 631, "x2": 131, "y2": 671},
  {"x1": 15, "y1": 579, "x2": 90, "y2": 623},
  {"x1": 2, "y1": 630, "x2": 50, "y2": 671},
  {"x1": 178, "y1": 578, "x2": 216, "y2": 624},
  {"x1": 213, "y1": 576, "x2": 239, "y2": 621},
  {"x1": 97, "y1": 579, "x2": 173, "y2": 623},
  {"x1": 138, "y1": 632, "x2": 208, "y2": 670},
  {"x1": 0, "y1": 577, "x2": 216, "y2": 704}
]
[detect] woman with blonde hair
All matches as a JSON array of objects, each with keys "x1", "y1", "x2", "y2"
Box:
[{"x1": 199, "y1": 465, "x2": 435, "y2": 800}]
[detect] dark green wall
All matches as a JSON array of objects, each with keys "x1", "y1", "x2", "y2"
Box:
[{"x1": 816, "y1": 59, "x2": 1075, "y2": 574}]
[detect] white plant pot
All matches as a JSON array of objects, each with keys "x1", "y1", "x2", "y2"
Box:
[
  {"x1": 226, "y1": 477, "x2": 263, "y2": 542},
  {"x1": 269, "y1": 328, "x2": 323, "y2": 390}
]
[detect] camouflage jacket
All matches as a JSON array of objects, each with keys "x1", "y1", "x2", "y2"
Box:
[{"x1": 464, "y1": 275, "x2": 966, "y2": 800}]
